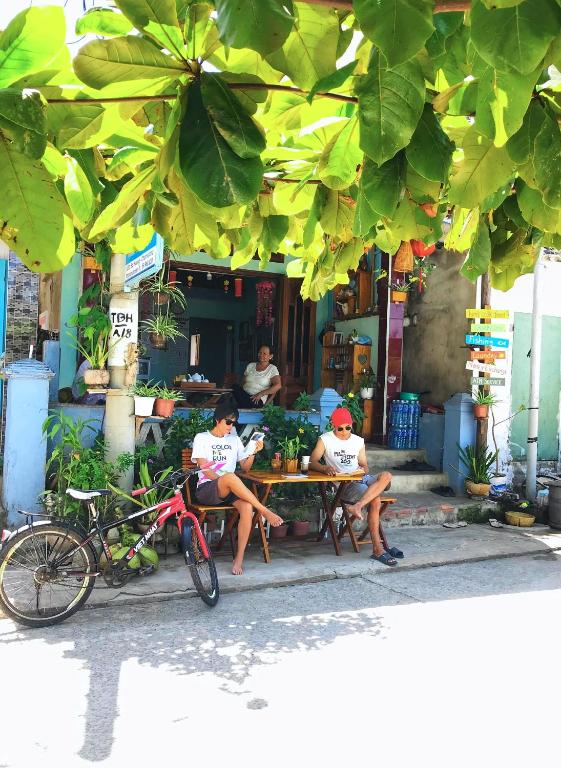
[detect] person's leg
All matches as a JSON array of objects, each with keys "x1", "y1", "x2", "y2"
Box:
[
  {"x1": 231, "y1": 384, "x2": 257, "y2": 408},
  {"x1": 366, "y1": 496, "x2": 384, "y2": 556},
  {"x1": 216, "y1": 473, "x2": 283, "y2": 527},
  {"x1": 345, "y1": 471, "x2": 392, "y2": 518},
  {"x1": 231, "y1": 499, "x2": 253, "y2": 575}
]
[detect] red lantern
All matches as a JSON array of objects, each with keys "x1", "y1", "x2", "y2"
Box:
[
  {"x1": 411, "y1": 240, "x2": 436, "y2": 257},
  {"x1": 234, "y1": 277, "x2": 243, "y2": 298}
]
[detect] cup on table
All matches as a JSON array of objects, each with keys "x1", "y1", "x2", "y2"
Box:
[{"x1": 300, "y1": 455, "x2": 310, "y2": 473}]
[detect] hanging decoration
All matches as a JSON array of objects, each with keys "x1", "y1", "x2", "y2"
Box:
[
  {"x1": 256, "y1": 280, "x2": 274, "y2": 326},
  {"x1": 234, "y1": 277, "x2": 243, "y2": 298},
  {"x1": 223, "y1": 279, "x2": 230, "y2": 293},
  {"x1": 411, "y1": 240, "x2": 436, "y2": 258},
  {"x1": 187, "y1": 274, "x2": 193, "y2": 289},
  {"x1": 393, "y1": 241, "x2": 414, "y2": 273}
]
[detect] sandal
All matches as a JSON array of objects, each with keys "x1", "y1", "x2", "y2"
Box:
[
  {"x1": 442, "y1": 521, "x2": 468, "y2": 528},
  {"x1": 371, "y1": 551, "x2": 398, "y2": 566},
  {"x1": 489, "y1": 518, "x2": 504, "y2": 529},
  {"x1": 386, "y1": 546, "x2": 404, "y2": 559}
]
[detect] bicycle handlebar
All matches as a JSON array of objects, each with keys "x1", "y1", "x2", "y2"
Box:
[{"x1": 131, "y1": 468, "x2": 198, "y2": 498}]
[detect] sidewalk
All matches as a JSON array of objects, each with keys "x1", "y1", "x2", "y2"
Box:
[{"x1": 81, "y1": 523, "x2": 561, "y2": 611}]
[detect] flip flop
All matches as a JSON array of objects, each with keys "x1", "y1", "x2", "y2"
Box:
[
  {"x1": 370, "y1": 551, "x2": 398, "y2": 566},
  {"x1": 488, "y1": 518, "x2": 504, "y2": 529},
  {"x1": 385, "y1": 546, "x2": 404, "y2": 559},
  {"x1": 442, "y1": 521, "x2": 468, "y2": 528}
]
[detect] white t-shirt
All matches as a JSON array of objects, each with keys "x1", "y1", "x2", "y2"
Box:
[
  {"x1": 192, "y1": 431, "x2": 247, "y2": 486},
  {"x1": 320, "y1": 431, "x2": 364, "y2": 474},
  {"x1": 243, "y1": 362, "x2": 280, "y2": 402}
]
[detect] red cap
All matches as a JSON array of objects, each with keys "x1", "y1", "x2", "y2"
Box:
[{"x1": 331, "y1": 407, "x2": 353, "y2": 427}]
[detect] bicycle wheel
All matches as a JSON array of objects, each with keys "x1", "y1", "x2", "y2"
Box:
[
  {"x1": 0, "y1": 523, "x2": 97, "y2": 627},
  {"x1": 181, "y1": 520, "x2": 219, "y2": 607}
]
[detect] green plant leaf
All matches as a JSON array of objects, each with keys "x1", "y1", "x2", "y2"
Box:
[
  {"x1": 88, "y1": 163, "x2": 156, "y2": 239},
  {"x1": 75, "y1": 8, "x2": 134, "y2": 37},
  {"x1": 406, "y1": 104, "x2": 454, "y2": 182},
  {"x1": 0, "y1": 134, "x2": 74, "y2": 272},
  {"x1": 261, "y1": 214, "x2": 289, "y2": 252},
  {"x1": 354, "y1": 154, "x2": 405, "y2": 236},
  {"x1": 73, "y1": 37, "x2": 185, "y2": 90},
  {"x1": 490, "y1": 229, "x2": 536, "y2": 291},
  {"x1": 481, "y1": 0, "x2": 525, "y2": 7},
  {"x1": 0, "y1": 88, "x2": 46, "y2": 159},
  {"x1": 516, "y1": 180, "x2": 561, "y2": 232},
  {"x1": 201, "y1": 73, "x2": 265, "y2": 159},
  {"x1": 532, "y1": 111, "x2": 561, "y2": 209},
  {"x1": 460, "y1": 217, "x2": 491, "y2": 282},
  {"x1": 444, "y1": 207, "x2": 479, "y2": 252},
  {"x1": 320, "y1": 190, "x2": 354, "y2": 241},
  {"x1": 448, "y1": 126, "x2": 514, "y2": 208},
  {"x1": 471, "y1": 0, "x2": 561, "y2": 75},
  {"x1": 385, "y1": 195, "x2": 438, "y2": 244},
  {"x1": 306, "y1": 60, "x2": 357, "y2": 104},
  {"x1": 214, "y1": 0, "x2": 294, "y2": 56},
  {"x1": 114, "y1": 0, "x2": 184, "y2": 59},
  {"x1": 0, "y1": 6, "x2": 66, "y2": 88},
  {"x1": 64, "y1": 155, "x2": 95, "y2": 227},
  {"x1": 178, "y1": 80, "x2": 263, "y2": 208},
  {"x1": 356, "y1": 51, "x2": 425, "y2": 165},
  {"x1": 505, "y1": 101, "x2": 546, "y2": 164},
  {"x1": 317, "y1": 115, "x2": 361, "y2": 190},
  {"x1": 354, "y1": 0, "x2": 434, "y2": 67}
]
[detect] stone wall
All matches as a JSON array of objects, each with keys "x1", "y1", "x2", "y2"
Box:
[{"x1": 5, "y1": 249, "x2": 39, "y2": 363}]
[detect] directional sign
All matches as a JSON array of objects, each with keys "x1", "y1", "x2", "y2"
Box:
[
  {"x1": 470, "y1": 350, "x2": 506, "y2": 361},
  {"x1": 466, "y1": 361, "x2": 507, "y2": 376},
  {"x1": 125, "y1": 232, "x2": 164, "y2": 288},
  {"x1": 472, "y1": 377, "x2": 506, "y2": 386},
  {"x1": 465, "y1": 334, "x2": 510, "y2": 348},
  {"x1": 466, "y1": 308, "x2": 510, "y2": 319},
  {"x1": 470, "y1": 323, "x2": 509, "y2": 333}
]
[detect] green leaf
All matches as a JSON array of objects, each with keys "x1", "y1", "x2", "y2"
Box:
[
  {"x1": 356, "y1": 51, "x2": 425, "y2": 165},
  {"x1": 354, "y1": 154, "x2": 405, "y2": 236},
  {"x1": 73, "y1": 37, "x2": 185, "y2": 90},
  {"x1": 471, "y1": 0, "x2": 561, "y2": 75},
  {"x1": 426, "y1": 12, "x2": 465, "y2": 60},
  {"x1": 320, "y1": 190, "x2": 354, "y2": 241},
  {"x1": 219, "y1": 72, "x2": 268, "y2": 116},
  {"x1": 505, "y1": 100, "x2": 546, "y2": 164},
  {"x1": 0, "y1": 88, "x2": 46, "y2": 159},
  {"x1": 64, "y1": 155, "x2": 95, "y2": 227},
  {"x1": 531, "y1": 111, "x2": 561, "y2": 209},
  {"x1": 42, "y1": 143, "x2": 68, "y2": 178},
  {"x1": 114, "y1": 0, "x2": 184, "y2": 58},
  {"x1": 448, "y1": 126, "x2": 514, "y2": 208},
  {"x1": 0, "y1": 6, "x2": 66, "y2": 89},
  {"x1": 460, "y1": 217, "x2": 491, "y2": 282},
  {"x1": 334, "y1": 238, "x2": 364, "y2": 274},
  {"x1": 516, "y1": 180, "x2": 561, "y2": 232},
  {"x1": 307, "y1": 60, "x2": 357, "y2": 104},
  {"x1": 385, "y1": 195, "x2": 439, "y2": 244},
  {"x1": 75, "y1": 9, "x2": 134, "y2": 37},
  {"x1": 89, "y1": 163, "x2": 156, "y2": 239},
  {"x1": 317, "y1": 116, "x2": 361, "y2": 190},
  {"x1": 444, "y1": 207, "x2": 479, "y2": 252},
  {"x1": 261, "y1": 214, "x2": 289, "y2": 252},
  {"x1": 105, "y1": 146, "x2": 158, "y2": 180},
  {"x1": 406, "y1": 105, "x2": 454, "y2": 182},
  {"x1": 184, "y1": 4, "x2": 214, "y2": 60},
  {"x1": 354, "y1": 0, "x2": 434, "y2": 67},
  {"x1": 272, "y1": 182, "x2": 315, "y2": 215},
  {"x1": 178, "y1": 80, "x2": 263, "y2": 208},
  {"x1": 406, "y1": 165, "x2": 441, "y2": 203},
  {"x1": 214, "y1": 0, "x2": 294, "y2": 56},
  {"x1": 490, "y1": 230, "x2": 536, "y2": 291},
  {"x1": 481, "y1": 0, "x2": 525, "y2": 7},
  {"x1": 201, "y1": 73, "x2": 265, "y2": 160},
  {"x1": 0, "y1": 135, "x2": 74, "y2": 272}
]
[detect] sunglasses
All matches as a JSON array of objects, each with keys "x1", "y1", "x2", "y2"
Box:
[
  {"x1": 336, "y1": 425, "x2": 352, "y2": 432},
  {"x1": 224, "y1": 418, "x2": 237, "y2": 426}
]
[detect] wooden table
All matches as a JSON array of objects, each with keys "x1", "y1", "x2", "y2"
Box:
[
  {"x1": 175, "y1": 385, "x2": 233, "y2": 407},
  {"x1": 236, "y1": 469, "x2": 367, "y2": 563}
]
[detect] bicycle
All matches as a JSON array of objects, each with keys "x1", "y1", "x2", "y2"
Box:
[{"x1": 0, "y1": 469, "x2": 219, "y2": 627}]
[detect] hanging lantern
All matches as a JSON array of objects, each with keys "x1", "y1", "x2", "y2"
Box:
[
  {"x1": 169, "y1": 270, "x2": 177, "y2": 284},
  {"x1": 223, "y1": 279, "x2": 230, "y2": 293},
  {"x1": 234, "y1": 277, "x2": 243, "y2": 298},
  {"x1": 394, "y1": 241, "x2": 414, "y2": 272},
  {"x1": 187, "y1": 275, "x2": 193, "y2": 289},
  {"x1": 411, "y1": 240, "x2": 436, "y2": 258}
]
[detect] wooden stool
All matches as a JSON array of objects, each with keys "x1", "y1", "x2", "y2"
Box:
[
  {"x1": 135, "y1": 416, "x2": 166, "y2": 458},
  {"x1": 337, "y1": 496, "x2": 397, "y2": 553}
]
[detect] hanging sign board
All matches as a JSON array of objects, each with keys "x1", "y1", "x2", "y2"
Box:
[
  {"x1": 470, "y1": 323, "x2": 509, "y2": 333},
  {"x1": 125, "y1": 232, "x2": 164, "y2": 288},
  {"x1": 466, "y1": 361, "x2": 507, "y2": 376},
  {"x1": 471, "y1": 377, "x2": 506, "y2": 386},
  {"x1": 465, "y1": 334, "x2": 509, "y2": 348},
  {"x1": 108, "y1": 295, "x2": 138, "y2": 366},
  {"x1": 465, "y1": 308, "x2": 510, "y2": 319},
  {"x1": 470, "y1": 350, "x2": 506, "y2": 361}
]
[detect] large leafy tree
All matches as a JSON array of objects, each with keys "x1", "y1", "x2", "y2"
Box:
[{"x1": 1, "y1": 0, "x2": 561, "y2": 295}]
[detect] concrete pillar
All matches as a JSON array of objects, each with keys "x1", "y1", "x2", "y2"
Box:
[
  {"x1": 43, "y1": 340, "x2": 60, "y2": 402},
  {"x1": 310, "y1": 387, "x2": 343, "y2": 431},
  {"x1": 59, "y1": 252, "x2": 81, "y2": 388},
  {"x1": 443, "y1": 392, "x2": 477, "y2": 494},
  {"x1": 2, "y1": 359, "x2": 54, "y2": 526}
]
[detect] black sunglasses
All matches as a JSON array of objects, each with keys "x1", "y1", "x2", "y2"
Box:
[
  {"x1": 336, "y1": 425, "x2": 352, "y2": 432},
  {"x1": 224, "y1": 418, "x2": 237, "y2": 426}
]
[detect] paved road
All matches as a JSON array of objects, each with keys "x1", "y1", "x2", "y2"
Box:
[{"x1": 1, "y1": 552, "x2": 561, "y2": 768}]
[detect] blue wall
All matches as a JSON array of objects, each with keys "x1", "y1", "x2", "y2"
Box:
[
  {"x1": 59, "y1": 252, "x2": 81, "y2": 389},
  {"x1": 0, "y1": 257, "x2": 7, "y2": 411}
]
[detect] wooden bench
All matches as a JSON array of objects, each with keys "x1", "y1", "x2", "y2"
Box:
[{"x1": 337, "y1": 496, "x2": 397, "y2": 553}]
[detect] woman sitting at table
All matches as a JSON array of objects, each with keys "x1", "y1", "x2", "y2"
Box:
[
  {"x1": 192, "y1": 402, "x2": 284, "y2": 575},
  {"x1": 308, "y1": 406, "x2": 399, "y2": 567},
  {"x1": 231, "y1": 345, "x2": 282, "y2": 408}
]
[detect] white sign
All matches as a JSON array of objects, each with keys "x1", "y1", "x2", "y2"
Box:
[
  {"x1": 466, "y1": 361, "x2": 507, "y2": 376},
  {"x1": 125, "y1": 232, "x2": 164, "y2": 287},
  {"x1": 108, "y1": 295, "x2": 138, "y2": 366}
]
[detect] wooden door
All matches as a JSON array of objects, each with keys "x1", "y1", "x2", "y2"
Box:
[{"x1": 278, "y1": 277, "x2": 316, "y2": 406}]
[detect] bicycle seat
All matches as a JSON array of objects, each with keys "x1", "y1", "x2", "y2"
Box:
[{"x1": 66, "y1": 489, "x2": 111, "y2": 500}]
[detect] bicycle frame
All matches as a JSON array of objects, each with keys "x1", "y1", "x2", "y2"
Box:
[{"x1": 51, "y1": 485, "x2": 209, "y2": 575}]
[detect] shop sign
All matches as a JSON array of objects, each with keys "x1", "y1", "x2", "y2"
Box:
[
  {"x1": 470, "y1": 323, "x2": 509, "y2": 333},
  {"x1": 465, "y1": 334, "x2": 509, "y2": 348},
  {"x1": 108, "y1": 295, "x2": 138, "y2": 366},
  {"x1": 125, "y1": 232, "x2": 163, "y2": 288},
  {"x1": 465, "y1": 308, "x2": 510, "y2": 319},
  {"x1": 466, "y1": 361, "x2": 507, "y2": 376},
  {"x1": 472, "y1": 377, "x2": 506, "y2": 386},
  {"x1": 470, "y1": 350, "x2": 506, "y2": 361}
]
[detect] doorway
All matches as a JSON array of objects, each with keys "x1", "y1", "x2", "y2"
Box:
[{"x1": 188, "y1": 317, "x2": 234, "y2": 385}]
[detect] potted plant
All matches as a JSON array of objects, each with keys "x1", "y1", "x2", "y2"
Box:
[
  {"x1": 472, "y1": 390, "x2": 499, "y2": 419},
  {"x1": 456, "y1": 444, "x2": 498, "y2": 497},
  {"x1": 278, "y1": 434, "x2": 303, "y2": 474},
  {"x1": 68, "y1": 298, "x2": 112, "y2": 387},
  {"x1": 130, "y1": 381, "x2": 159, "y2": 416},
  {"x1": 154, "y1": 384, "x2": 184, "y2": 418},
  {"x1": 143, "y1": 262, "x2": 187, "y2": 309},
  {"x1": 178, "y1": 410, "x2": 215, "y2": 465},
  {"x1": 142, "y1": 314, "x2": 186, "y2": 349},
  {"x1": 390, "y1": 280, "x2": 412, "y2": 303},
  {"x1": 285, "y1": 506, "x2": 312, "y2": 537},
  {"x1": 359, "y1": 371, "x2": 376, "y2": 400}
]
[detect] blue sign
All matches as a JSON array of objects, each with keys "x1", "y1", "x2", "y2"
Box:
[
  {"x1": 125, "y1": 233, "x2": 164, "y2": 288},
  {"x1": 465, "y1": 334, "x2": 510, "y2": 348}
]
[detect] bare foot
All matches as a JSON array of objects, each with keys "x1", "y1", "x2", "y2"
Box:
[
  {"x1": 231, "y1": 559, "x2": 244, "y2": 575},
  {"x1": 261, "y1": 508, "x2": 284, "y2": 526},
  {"x1": 346, "y1": 502, "x2": 364, "y2": 520}
]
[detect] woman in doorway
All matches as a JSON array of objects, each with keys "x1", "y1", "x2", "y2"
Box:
[
  {"x1": 192, "y1": 403, "x2": 284, "y2": 575},
  {"x1": 232, "y1": 345, "x2": 282, "y2": 408}
]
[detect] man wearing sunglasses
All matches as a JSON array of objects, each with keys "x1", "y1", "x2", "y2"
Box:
[
  {"x1": 309, "y1": 407, "x2": 400, "y2": 566},
  {"x1": 192, "y1": 403, "x2": 284, "y2": 575}
]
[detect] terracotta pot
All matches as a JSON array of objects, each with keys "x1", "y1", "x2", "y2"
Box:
[
  {"x1": 473, "y1": 404, "x2": 488, "y2": 419},
  {"x1": 154, "y1": 398, "x2": 175, "y2": 418},
  {"x1": 466, "y1": 480, "x2": 491, "y2": 497},
  {"x1": 154, "y1": 292, "x2": 169, "y2": 306},
  {"x1": 270, "y1": 523, "x2": 288, "y2": 539},
  {"x1": 292, "y1": 520, "x2": 310, "y2": 537},
  {"x1": 149, "y1": 332, "x2": 166, "y2": 349},
  {"x1": 134, "y1": 395, "x2": 155, "y2": 417},
  {"x1": 391, "y1": 290, "x2": 408, "y2": 303},
  {"x1": 83, "y1": 368, "x2": 110, "y2": 387},
  {"x1": 283, "y1": 458, "x2": 299, "y2": 474}
]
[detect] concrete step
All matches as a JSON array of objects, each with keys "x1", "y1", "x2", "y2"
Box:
[
  {"x1": 353, "y1": 492, "x2": 498, "y2": 529},
  {"x1": 365, "y1": 446, "x2": 428, "y2": 469},
  {"x1": 387, "y1": 470, "x2": 449, "y2": 493}
]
